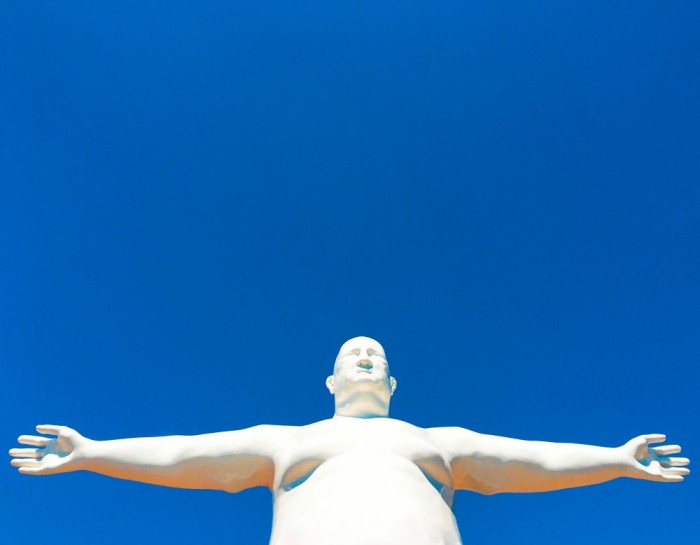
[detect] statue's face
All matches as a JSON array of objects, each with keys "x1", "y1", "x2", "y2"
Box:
[{"x1": 327, "y1": 336, "x2": 396, "y2": 398}]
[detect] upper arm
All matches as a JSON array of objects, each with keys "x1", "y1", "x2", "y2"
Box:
[
  {"x1": 428, "y1": 426, "x2": 546, "y2": 495},
  {"x1": 428, "y1": 426, "x2": 496, "y2": 494},
  {"x1": 164, "y1": 424, "x2": 298, "y2": 492}
]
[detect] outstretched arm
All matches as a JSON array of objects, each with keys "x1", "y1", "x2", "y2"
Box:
[
  {"x1": 9, "y1": 424, "x2": 297, "y2": 492},
  {"x1": 428, "y1": 427, "x2": 689, "y2": 495}
]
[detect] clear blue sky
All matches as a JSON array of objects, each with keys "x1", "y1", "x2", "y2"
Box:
[{"x1": 2, "y1": 2, "x2": 698, "y2": 543}]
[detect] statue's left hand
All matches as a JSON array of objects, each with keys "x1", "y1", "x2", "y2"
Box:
[
  {"x1": 9, "y1": 425, "x2": 89, "y2": 475},
  {"x1": 619, "y1": 434, "x2": 690, "y2": 482}
]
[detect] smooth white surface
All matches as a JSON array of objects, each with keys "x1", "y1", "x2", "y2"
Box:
[{"x1": 10, "y1": 336, "x2": 690, "y2": 545}]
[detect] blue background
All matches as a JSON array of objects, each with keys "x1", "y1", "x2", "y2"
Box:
[{"x1": 2, "y1": 2, "x2": 698, "y2": 543}]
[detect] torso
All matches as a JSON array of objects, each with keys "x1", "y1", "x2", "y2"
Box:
[{"x1": 269, "y1": 417, "x2": 462, "y2": 545}]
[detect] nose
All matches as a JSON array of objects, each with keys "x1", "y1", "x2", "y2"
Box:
[{"x1": 357, "y1": 359, "x2": 373, "y2": 370}]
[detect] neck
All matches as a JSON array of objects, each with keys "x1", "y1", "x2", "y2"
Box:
[{"x1": 334, "y1": 391, "x2": 390, "y2": 418}]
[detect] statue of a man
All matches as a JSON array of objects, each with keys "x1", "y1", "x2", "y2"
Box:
[{"x1": 9, "y1": 336, "x2": 689, "y2": 545}]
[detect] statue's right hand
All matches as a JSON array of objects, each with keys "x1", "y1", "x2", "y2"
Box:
[{"x1": 9, "y1": 425, "x2": 89, "y2": 475}]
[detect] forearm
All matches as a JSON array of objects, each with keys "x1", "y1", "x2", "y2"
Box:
[
  {"x1": 78, "y1": 435, "x2": 205, "y2": 487},
  {"x1": 430, "y1": 427, "x2": 635, "y2": 494},
  {"x1": 75, "y1": 426, "x2": 282, "y2": 491},
  {"x1": 461, "y1": 437, "x2": 629, "y2": 493}
]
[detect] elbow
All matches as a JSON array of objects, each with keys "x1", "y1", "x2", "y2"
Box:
[
  {"x1": 458, "y1": 477, "x2": 503, "y2": 496},
  {"x1": 479, "y1": 488, "x2": 500, "y2": 496},
  {"x1": 474, "y1": 484, "x2": 503, "y2": 495}
]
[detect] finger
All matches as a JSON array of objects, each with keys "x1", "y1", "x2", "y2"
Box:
[
  {"x1": 652, "y1": 445, "x2": 681, "y2": 456},
  {"x1": 659, "y1": 474, "x2": 684, "y2": 482},
  {"x1": 36, "y1": 425, "x2": 63, "y2": 436},
  {"x1": 660, "y1": 457, "x2": 690, "y2": 467},
  {"x1": 8, "y1": 448, "x2": 42, "y2": 459},
  {"x1": 11, "y1": 458, "x2": 40, "y2": 468},
  {"x1": 17, "y1": 435, "x2": 51, "y2": 447},
  {"x1": 642, "y1": 434, "x2": 666, "y2": 445},
  {"x1": 18, "y1": 466, "x2": 46, "y2": 475},
  {"x1": 661, "y1": 467, "x2": 690, "y2": 477}
]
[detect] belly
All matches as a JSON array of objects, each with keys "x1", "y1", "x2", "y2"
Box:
[{"x1": 270, "y1": 452, "x2": 462, "y2": 545}]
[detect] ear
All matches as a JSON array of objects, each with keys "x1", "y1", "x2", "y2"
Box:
[
  {"x1": 326, "y1": 375, "x2": 335, "y2": 394},
  {"x1": 390, "y1": 376, "x2": 397, "y2": 396}
]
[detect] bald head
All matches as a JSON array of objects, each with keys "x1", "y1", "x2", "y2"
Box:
[
  {"x1": 327, "y1": 336, "x2": 397, "y2": 418},
  {"x1": 335, "y1": 336, "x2": 386, "y2": 365}
]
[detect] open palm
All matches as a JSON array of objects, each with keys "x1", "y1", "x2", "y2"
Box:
[
  {"x1": 621, "y1": 434, "x2": 690, "y2": 482},
  {"x1": 9, "y1": 425, "x2": 86, "y2": 475}
]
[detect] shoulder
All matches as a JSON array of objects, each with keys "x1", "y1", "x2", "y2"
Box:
[{"x1": 425, "y1": 426, "x2": 482, "y2": 454}]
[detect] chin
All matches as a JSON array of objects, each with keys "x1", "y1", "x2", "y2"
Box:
[
  {"x1": 350, "y1": 380, "x2": 389, "y2": 394},
  {"x1": 350, "y1": 374, "x2": 381, "y2": 383}
]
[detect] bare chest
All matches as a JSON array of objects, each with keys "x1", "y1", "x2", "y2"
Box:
[{"x1": 274, "y1": 418, "x2": 452, "y2": 495}]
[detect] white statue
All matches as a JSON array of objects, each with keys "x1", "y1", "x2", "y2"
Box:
[{"x1": 9, "y1": 336, "x2": 689, "y2": 545}]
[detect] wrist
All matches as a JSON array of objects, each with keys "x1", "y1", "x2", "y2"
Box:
[
  {"x1": 612, "y1": 445, "x2": 638, "y2": 478},
  {"x1": 69, "y1": 437, "x2": 97, "y2": 471}
]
